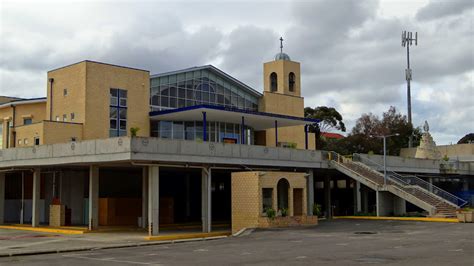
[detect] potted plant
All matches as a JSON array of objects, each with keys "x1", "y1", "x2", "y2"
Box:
[
  {"x1": 280, "y1": 208, "x2": 288, "y2": 217},
  {"x1": 130, "y1": 127, "x2": 140, "y2": 137}
]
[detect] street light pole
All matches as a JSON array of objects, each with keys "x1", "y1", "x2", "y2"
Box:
[
  {"x1": 383, "y1": 136, "x2": 387, "y2": 186},
  {"x1": 370, "y1": 133, "x2": 400, "y2": 186}
]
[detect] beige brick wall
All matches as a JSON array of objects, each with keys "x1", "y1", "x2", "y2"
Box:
[
  {"x1": 263, "y1": 60, "x2": 301, "y2": 97},
  {"x1": 85, "y1": 62, "x2": 150, "y2": 140},
  {"x1": 0, "y1": 101, "x2": 46, "y2": 149},
  {"x1": 231, "y1": 171, "x2": 260, "y2": 234},
  {"x1": 47, "y1": 62, "x2": 87, "y2": 123},
  {"x1": 231, "y1": 171, "x2": 310, "y2": 234},
  {"x1": 15, "y1": 120, "x2": 83, "y2": 147}
]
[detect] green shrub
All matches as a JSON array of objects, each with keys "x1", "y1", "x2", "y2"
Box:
[
  {"x1": 130, "y1": 127, "x2": 140, "y2": 137},
  {"x1": 313, "y1": 204, "x2": 322, "y2": 217},
  {"x1": 281, "y1": 208, "x2": 288, "y2": 217},
  {"x1": 265, "y1": 207, "x2": 276, "y2": 220}
]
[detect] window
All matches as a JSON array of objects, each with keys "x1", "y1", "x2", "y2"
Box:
[
  {"x1": 289, "y1": 72, "x2": 295, "y2": 92},
  {"x1": 63, "y1": 114, "x2": 67, "y2": 122},
  {"x1": 34, "y1": 137, "x2": 40, "y2": 145},
  {"x1": 0, "y1": 123, "x2": 3, "y2": 149},
  {"x1": 18, "y1": 139, "x2": 22, "y2": 145},
  {"x1": 23, "y1": 118, "x2": 32, "y2": 125},
  {"x1": 262, "y1": 188, "x2": 273, "y2": 213},
  {"x1": 270, "y1": 72, "x2": 277, "y2": 92},
  {"x1": 56, "y1": 116, "x2": 60, "y2": 121},
  {"x1": 70, "y1": 113, "x2": 75, "y2": 120},
  {"x1": 24, "y1": 138, "x2": 28, "y2": 145},
  {"x1": 110, "y1": 88, "x2": 127, "y2": 137},
  {"x1": 63, "y1": 88, "x2": 68, "y2": 96}
]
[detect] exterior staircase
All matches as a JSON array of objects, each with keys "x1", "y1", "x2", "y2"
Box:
[{"x1": 328, "y1": 152, "x2": 467, "y2": 217}]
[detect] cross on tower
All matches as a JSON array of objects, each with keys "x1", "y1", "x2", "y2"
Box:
[{"x1": 279, "y1": 37, "x2": 283, "y2": 53}]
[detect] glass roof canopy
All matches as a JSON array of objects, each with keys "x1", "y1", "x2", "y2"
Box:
[{"x1": 149, "y1": 104, "x2": 319, "y2": 131}]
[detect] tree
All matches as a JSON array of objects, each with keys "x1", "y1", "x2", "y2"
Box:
[
  {"x1": 304, "y1": 106, "x2": 346, "y2": 149},
  {"x1": 348, "y1": 106, "x2": 421, "y2": 155},
  {"x1": 325, "y1": 106, "x2": 421, "y2": 155},
  {"x1": 457, "y1": 133, "x2": 474, "y2": 144}
]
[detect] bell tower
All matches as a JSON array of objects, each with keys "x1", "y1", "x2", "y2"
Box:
[
  {"x1": 257, "y1": 37, "x2": 314, "y2": 149},
  {"x1": 263, "y1": 37, "x2": 301, "y2": 97}
]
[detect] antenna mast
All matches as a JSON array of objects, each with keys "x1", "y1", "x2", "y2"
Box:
[{"x1": 401, "y1": 31, "x2": 418, "y2": 148}]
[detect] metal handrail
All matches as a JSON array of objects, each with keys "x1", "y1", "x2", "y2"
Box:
[{"x1": 353, "y1": 153, "x2": 468, "y2": 207}]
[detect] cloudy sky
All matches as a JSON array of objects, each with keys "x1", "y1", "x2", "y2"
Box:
[{"x1": 1, "y1": 0, "x2": 472, "y2": 144}]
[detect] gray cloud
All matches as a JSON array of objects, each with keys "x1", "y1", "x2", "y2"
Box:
[
  {"x1": 416, "y1": 0, "x2": 473, "y2": 21},
  {"x1": 0, "y1": 0, "x2": 472, "y2": 144}
]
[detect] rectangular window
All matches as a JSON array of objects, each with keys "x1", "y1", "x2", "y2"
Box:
[
  {"x1": 262, "y1": 188, "x2": 273, "y2": 213},
  {"x1": 34, "y1": 137, "x2": 40, "y2": 145},
  {"x1": 70, "y1": 113, "x2": 75, "y2": 120},
  {"x1": 63, "y1": 88, "x2": 68, "y2": 96},
  {"x1": 56, "y1": 116, "x2": 60, "y2": 121},
  {"x1": 110, "y1": 88, "x2": 127, "y2": 137},
  {"x1": 23, "y1": 118, "x2": 32, "y2": 125},
  {"x1": 63, "y1": 114, "x2": 67, "y2": 122}
]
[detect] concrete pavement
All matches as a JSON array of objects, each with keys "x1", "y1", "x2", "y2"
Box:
[{"x1": 0, "y1": 219, "x2": 472, "y2": 265}]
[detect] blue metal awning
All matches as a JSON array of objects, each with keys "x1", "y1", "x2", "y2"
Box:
[{"x1": 149, "y1": 105, "x2": 319, "y2": 131}]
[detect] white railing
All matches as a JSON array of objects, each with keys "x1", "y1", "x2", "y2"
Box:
[{"x1": 353, "y1": 153, "x2": 468, "y2": 208}]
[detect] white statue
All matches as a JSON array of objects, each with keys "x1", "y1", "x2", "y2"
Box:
[{"x1": 423, "y1": 120, "x2": 429, "y2": 133}]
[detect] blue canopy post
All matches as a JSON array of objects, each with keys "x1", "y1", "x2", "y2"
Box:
[{"x1": 202, "y1": 111, "x2": 207, "y2": 141}]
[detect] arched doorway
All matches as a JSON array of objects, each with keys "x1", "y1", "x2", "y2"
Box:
[{"x1": 277, "y1": 178, "x2": 290, "y2": 210}]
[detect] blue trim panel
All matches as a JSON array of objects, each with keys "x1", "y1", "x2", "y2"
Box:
[{"x1": 149, "y1": 104, "x2": 320, "y2": 124}]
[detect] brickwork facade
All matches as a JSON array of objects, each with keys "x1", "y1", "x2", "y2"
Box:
[{"x1": 231, "y1": 171, "x2": 316, "y2": 234}]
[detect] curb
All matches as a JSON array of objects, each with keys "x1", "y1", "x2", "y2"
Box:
[
  {"x1": 333, "y1": 216, "x2": 459, "y2": 223},
  {"x1": 0, "y1": 235, "x2": 229, "y2": 258}
]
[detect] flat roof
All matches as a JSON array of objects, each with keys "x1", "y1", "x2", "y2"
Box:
[
  {"x1": 149, "y1": 105, "x2": 319, "y2": 130},
  {"x1": 151, "y1": 65, "x2": 262, "y2": 98},
  {"x1": 0, "y1": 97, "x2": 47, "y2": 109},
  {"x1": 48, "y1": 60, "x2": 149, "y2": 73}
]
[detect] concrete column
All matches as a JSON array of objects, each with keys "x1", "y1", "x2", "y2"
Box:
[
  {"x1": 201, "y1": 168, "x2": 211, "y2": 233},
  {"x1": 141, "y1": 167, "x2": 148, "y2": 229},
  {"x1": 0, "y1": 173, "x2": 5, "y2": 224},
  {"x1": 376, "y1": 191, "x2": 395, "y2": 217},
  {"x1": 148, "y1": 166, "x2": 159, "y2": 236},
  {"x1": 88, "y1": 166, "x2": 99, "y2": 230},
  {"x1": 394, "y1": 197, "x2": 406, "y2": 216},
  {"x1": 32, "y1": 168, "x2": 41, "y2": 227},
  {"x1": 361, "y1": 187, "x2": 369, "y2": 213},
  {"x1": 462, "y1": 178, "x2": 469, "y2": 191},
  {"x1": 428, "y1": 177, "x2": 433, "y2": 192},
  {"x1": 20, "y1": 172, "x2": 24, "y2": 224},
  {"x1": 307, "y1": 170, "x2": 314, "y2": 216},
  {"x1": 355, "y1": 181, "x2": 362, "y2": 213},
  {"x1": 324, "y1": 176, "x2": 332, "y2": 219}
]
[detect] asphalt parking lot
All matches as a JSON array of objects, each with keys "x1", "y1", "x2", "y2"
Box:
[{"x1": 0, "y1": 219, "x2": 473, "y2": 265}]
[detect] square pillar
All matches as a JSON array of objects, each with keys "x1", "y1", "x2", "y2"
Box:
[
  {"x1": 324, "y1": 176, "x2": 332, "y2": 219},
  {"x1": 142, "y1": 167, "x2": 148, "y2": 229},
  {"x1": 0, "y1": 173, "x2": 5, "y2": 225},
  {"x1": 355, "y1": 181, "x2": 362, "y2": 213},
  {"x1": 32, "y1": 168, "x2": 41, "y2": 227},
  {"x1": 201, "y1": 168, "x2": 211, "y2": 233},
  {"x1": 306, "y1": 170, "x2": 314, "y2": 216},
  {"x1": 148, "y1": 166, "x2": 159, "y2": 236},
  {"x1": 88, "y1": 166, "x2": 99, "y2": 230}
]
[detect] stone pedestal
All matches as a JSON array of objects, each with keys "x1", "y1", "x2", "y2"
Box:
[{"x1": 49, "y1": 204, "x2": 65, "y2": 227}]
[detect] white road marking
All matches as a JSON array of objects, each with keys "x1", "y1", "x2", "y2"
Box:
[
  {"x1": 63, "y1": 254, "x2": 160, "y2": 265},
  {"x1": 193, "y1": 248, "x2": 208, "y2": 252},
  {"x1": 296, "y1": 256, "x2": 307, "y2": 259},
  {"x1": 448, "y1": 249, "x2": 463, "y2": 252},
  {"x1": 0, "y1": 238, "x2": 65, "y2": 250},
  {"x1": 336, "y1": 243, "x2": 349, "y2": 246}
]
